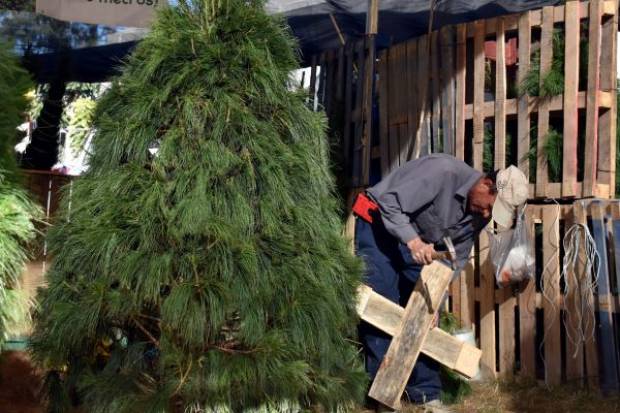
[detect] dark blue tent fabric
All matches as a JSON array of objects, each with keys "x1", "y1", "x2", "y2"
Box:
[
  {"x1": 18, "y1": 0, "x2": 561, "y2": 83},
  {"x1": 22, "y1": 41, "x2": 137, "y2": 83}
]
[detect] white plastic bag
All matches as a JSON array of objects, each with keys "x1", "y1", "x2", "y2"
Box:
[{"x1": 489, "y1": 208, "x2": 534, "y2": 287}]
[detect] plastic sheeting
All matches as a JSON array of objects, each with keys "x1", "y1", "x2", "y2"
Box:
[{"x1": 3, "y1": 0, "x2": 562, "y2": 83}]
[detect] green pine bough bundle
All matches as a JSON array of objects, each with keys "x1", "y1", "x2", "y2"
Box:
[
  {"x1": 30, "y1": 1, "x2": 367, "y2": 411},
  {"x1": 0, "y1": 43, "x2": 41, "y2": 348},
  {"x1": 0, "y1": 176, "x2": 40, "y2": 347}
]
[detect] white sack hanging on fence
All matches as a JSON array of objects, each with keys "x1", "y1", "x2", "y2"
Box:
[{"x1": 489, "y1": 207, "x2": 534, "y2": 287}]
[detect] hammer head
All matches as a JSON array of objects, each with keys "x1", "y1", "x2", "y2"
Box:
[{"x1": 441, "y1": 236, "x2": 457, "y2": 269}]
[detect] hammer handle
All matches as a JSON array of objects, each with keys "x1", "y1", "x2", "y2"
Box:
[{"x1": 430, "y1": 251, "x2": 451, "y2": 261}]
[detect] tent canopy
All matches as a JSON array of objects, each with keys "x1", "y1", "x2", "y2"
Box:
[{"x1": 3, "y1": 0, "x2": 561, "y2": 83}]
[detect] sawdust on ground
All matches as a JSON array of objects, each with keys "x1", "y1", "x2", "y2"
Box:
[
  {"x1": 2, "y1": 352, "x2": 620, "y2": 413},
  {"x1": 402, "y1": 380, "x2": 620, "y2": 413}
]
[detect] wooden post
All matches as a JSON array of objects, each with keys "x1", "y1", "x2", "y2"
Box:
[
  {"x1": 440, "y1": 26, "x2": 456, "y2": 156},
  {"x1": 405, "y1": 39, "x2": 419, "y2": 166},
  {"x1": 562, "y1": 1, "x2": 580, "y2": 197},
  {"x1": 519, "y1": 206, "x2": 538, "y2": 378},
  {"x1": 479, "y1": 228, "x2": 496, "y2": 378},
  {"x1": 360, "y1": 0, "x2": 379, "y2": 185},
  {"x1": 542, "y1": 205, "x2": 561, "y2": 386},
  {"x1": 535, "y1": 7, "x2": 553, "y2": 197},
  {"x1": 378, "y1": 50, "x2": 390, "y2": 177},
  {"x1": 431, "y1": 31, "x2": 441, "y2": 152},
  {"x1": 455, "y1": 24, "x2": 467, "y2": 161},
  {"x1": 343, "y1": 43, "x2": 354, "y2": 185},
  {"x1": 598, "y1": 0, "x2": 617, "y2": 196},
  {"x1": 494, "y1": 17, "x2": 507, "y2": 171},
  {"x1": 473, "y1": 20, "x2": 485, "y2": 171},
  {"x1": 564, "y1": 205, "x2": 584, "y2": 384},
  {"x1": 517, "y1": 12, "x2": 531, "y2": 184},
  {"x1": 590, "y1": 201, "x2": 620, "y2": 393},
  {"x1": 573, "y1": 201, "x2": 599, "y2": 387},
  {"x1": 583, "y1": 0, "x2": 603, "y2": 197}
]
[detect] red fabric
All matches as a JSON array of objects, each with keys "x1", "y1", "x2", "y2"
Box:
[
  {"x1": 484, "y1": 38, "x2": 518, "y2": 66},
  {"x1": 352, "y1": 193, "x2": 379, "y2": 223}
]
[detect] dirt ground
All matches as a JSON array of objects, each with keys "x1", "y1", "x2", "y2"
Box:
[
  {"x1": 404, "y1": 380, "x2": 620, "y2": 413},
  {"x1": 2, "y1": 351, "x2": 620, "y2": 413},
  {"x1": 0, "y1": 351, "x2": 44, "y2": 413}
]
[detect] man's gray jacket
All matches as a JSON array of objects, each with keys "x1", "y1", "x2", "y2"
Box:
[{"x1": 366, "y1": 154, "x2": 489, "y2": 268}]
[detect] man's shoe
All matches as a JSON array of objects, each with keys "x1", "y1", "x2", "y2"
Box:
[{"x1": 420, "y1": 399, "x2": 454, "y2": 413}]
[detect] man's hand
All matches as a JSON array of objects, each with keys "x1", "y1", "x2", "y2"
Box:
[{"x1": 407, "y1": 237, "x2": 436, "y2": 265}]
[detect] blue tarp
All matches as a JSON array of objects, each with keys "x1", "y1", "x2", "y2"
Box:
[{"x1": 3, "y1": 0, "x2": 562, "y2": 83}]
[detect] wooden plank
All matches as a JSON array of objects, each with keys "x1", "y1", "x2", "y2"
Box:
[
  {"x1": 441, "y1": 26, "x2": 455, "y2": 155},
  {"x1": 455, "y1": 24, "x2": 467, "y2": 161},
  {"x1": 324, "y1": 50, "x2": 336, "y2": 116},
  {"x1": 405, "y1": 39, "x2": 418, "y2": 166},
  {"x1": 343, "y1": 44, "x2": 354, "y2": 182},
  {"x1": 431, "y1": 31, "x2": 441, "y2": 152},
  {"x1": 598, "y1": 0, "x2": 618, "y2": 196},
  {"x1": 583, "y1": 0, "x2": 603, "y2": 197},
  {"x1": 318, "y1": 52, "x2": 327, "y2": 109},
  {"x1": 495, "y1": 17, "x2": 514, "y2": 378},
  {"x1": 612, "y1": 202, "x2": 620, "y2": 311},
  {"x1": 519, "y1": 205, "x2": 538, "y2": 378},
  {"x1": 368, "y1": 262, "x2": 455, "y2": 409},
  {"x1": 562, "y1": 1, "x2": 580, "y2": 197},
  {"x1": 336, "y1": 46, "x2": 345, "y2": 101},
  {"x1": 535, "y1": 7, "x2": 553, "y2": 197},
  {"x1": 361, "y1": 37, "x2": 376, "y2": 186},
  {"x1": 416, "y1": 35, "x2": 431, "y2": 158},
  {"x1": 398, "y1": 124, "x2": 408, "y2": 166},
  {"x1": 604, "y1": 0, "x2": 617, "y2": 16},
  {"x1": 473, "y1": 20, "x2": 485, "y2": 170},
  {"x1": 460, "y1": 249, "x2": 475, "y2": 329},
  {"x1": 388, "y1": 125, "x2": 399, "y2": 172},
  {"x1": 451, "y1": 276, "x2": 462, "y2": 323},
  {"x1": 573, "y1": 199, "x2": 597, "y2": 387},
  {"x1": 563, "y1": 206, "x2": 584, "y2": 384},
  {"x1": 352, "y1": 41, "x2": 366, "y2": 186},
  {"x1": 495, "y1": 17, "x2": 507, "y2": 171},
  {"x1": 309, "y1": 54, "x2": 318, "y2": 110},
  {"x1": 542, "y1": 204, "x2": 561, "y2": 386},
  {"x1": 356, "y1": 285, "x2": 482, "y2": 379},
  {"x1": 479, "y1": 228, "x2": 496, "y2": 378},
  {"x1": 590, "y1": 201, "x2": 620, "y2": 393},
  {"x1": 394, "y1": 44, "x2": 408, "y2": 166},
  {"x1": 517, "y1": 11, "x2": 531, "y2": 181},
  {"x1": 378, "y1": 51, "x2": 390, "y2": 177},
  {"x1": 464, "y1": 90, "x2": 612, "y2": 119}
]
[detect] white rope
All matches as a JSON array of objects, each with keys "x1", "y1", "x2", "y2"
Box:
[
  {"x1": 538, "y1": 200, "x2": 599, "y2": 382},
  {"x1": 538, "y1": 199, "x2": 561, "y2": 381},
  {"x1": 561, "y1": 221, "x2": 599, "y2": 358}
]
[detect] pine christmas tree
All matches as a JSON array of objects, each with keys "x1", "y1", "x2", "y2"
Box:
[
  {"x1": 0, "y1": 44, "x2": 41, "y2": 348},
  {"x1": 31, "y1": 1, "x2": 367, "y2": 411}
]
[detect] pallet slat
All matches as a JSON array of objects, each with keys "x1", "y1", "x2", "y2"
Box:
[
  {"x1": 535, "y1": 7, "x2": 553, "y2": 197},
  {"x1": 583, "y1": 0, "x2": 603, "y2": 197},
  {"x1": 562, "y1": 1, "x2": 580, "y2": 197},
  {"x1": 455, "y1": 24, "x2": 467, "y2": 161}
]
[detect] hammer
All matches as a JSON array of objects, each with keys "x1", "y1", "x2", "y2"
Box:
[
  {"x1": 422, "y1": 236, "x2": 457, "y2": 314},
  {"x1": 430, "y1": 236, "x2": 457, "y2": 270}
]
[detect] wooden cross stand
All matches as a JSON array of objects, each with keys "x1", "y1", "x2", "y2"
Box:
[{"x1": 356, "y1": 261, "x2": 482, "y2": 410}]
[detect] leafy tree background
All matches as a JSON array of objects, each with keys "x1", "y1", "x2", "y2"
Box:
[{"x1": 0, "y1": 43, "x2": 41, "y2": 349}]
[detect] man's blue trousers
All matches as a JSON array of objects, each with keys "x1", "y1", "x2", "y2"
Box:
[{"x1": 355, "y1": 215, "x2": 441, "y2": 404}]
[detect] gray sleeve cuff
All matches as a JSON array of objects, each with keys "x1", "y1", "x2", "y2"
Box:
[{"x1": 384, "y1": 221, "x2": 419, "y2": 245}]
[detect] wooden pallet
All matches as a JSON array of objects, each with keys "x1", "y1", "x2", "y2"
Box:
[
  {"x1": 310, "y1": 0, "x2": 618, "y2": 199},
  {"x1": 446, "y1": 200, "x2": 620, "y2": 387}
]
